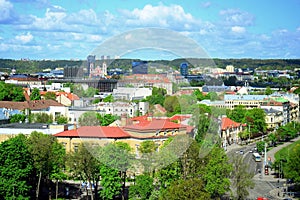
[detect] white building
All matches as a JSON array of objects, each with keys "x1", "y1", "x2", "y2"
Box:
[
  {"x1": 97, "y1": 102, "x2": 138, "y2": 117},
  {"x1": 113, "y1": 87, "x2": 152, "y2": 101}
]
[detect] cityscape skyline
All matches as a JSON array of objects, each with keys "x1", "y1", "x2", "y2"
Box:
[{"x1": 0, "y1": 0, "x2": 299, "y2": 60}]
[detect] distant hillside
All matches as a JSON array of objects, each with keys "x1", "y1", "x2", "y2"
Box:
[{"x1": 1, "y1": 58, "x2": 300, "y2": 74}]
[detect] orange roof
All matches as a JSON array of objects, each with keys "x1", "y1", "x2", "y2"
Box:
[
  {"x1": 39, "y1": 91, "x2": 80, "y2": 101},
  {"x1": 124, "y1": 118, "x2": 188, "y2": 131},
  {"x1": 54, "y1": 126, "x2": 130, "y2": 138},
  {"x1": 55, "y1": 91, "x2": 80, "y2": 100},
  {"x1": 169, "y1": 114, "x2": 191, "y2": 122},
  {"x1": 221, "y1": 117, "x2": 242, "y2": 130}
]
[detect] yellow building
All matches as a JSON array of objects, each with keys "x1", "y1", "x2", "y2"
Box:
[{"x1": 54, "y1": 115, "x2": 194, "y2": 155}]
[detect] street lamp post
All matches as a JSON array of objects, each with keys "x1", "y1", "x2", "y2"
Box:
[{"x1": 248, "y1": 124, "x2": 251, "y2": 143}]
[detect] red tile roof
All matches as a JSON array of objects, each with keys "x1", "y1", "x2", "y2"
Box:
[
  {"x1": 124, "y1": 118, "x2": 188, "y2": 132},
  {"x1": 40, "y1": 91, "x2": 80, "y2": 101},
  {"x1": 169, "y1": 114, "x2": 191, "y2": 122},
  {"x1": 54, "y1": 126, "x2": 131, "y2": 138},
  {"x1": 221, "y1": 117, "x2": 242, "y2": 130},
  {"x1": 55, "y1": 91, "x2": 80, "y2": 100}
]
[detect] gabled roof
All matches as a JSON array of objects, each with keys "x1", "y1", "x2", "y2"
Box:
[
  {"x1": 54, "y1": 126, "x2": 130, "y2": 138},
  {"x1": 27, "y1": 100, "x2": 64, "y2": 109},
  {"x1": 169, "y1": 114, "x2": 191, "y2": 122},
  {"x1": 40, "y1": 91, "x2": 80, "y2": 101},
  {"x1": 55, "y1": 91, "x2": 80, "y2": 101},
  {"x1": 221, "y1": 117, "x2": 243, "y2": 131},
  {"x1": 0, "y1": 100, "x2": 64, "y2": 110}
]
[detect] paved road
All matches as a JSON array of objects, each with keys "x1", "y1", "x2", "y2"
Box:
[{"x1": 226, "y1": 135, "x2": 300, "y2": 200}]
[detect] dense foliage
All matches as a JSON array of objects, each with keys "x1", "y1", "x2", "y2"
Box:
[
  {"x1": 0, "y1": 135, "x2": 34, "y2": 199},
  {"x1": 0, "y1": 81, "x2": 25, "y2": 101},
  {"x1": 2, "y1": 58, "x2": 300, "y2": 74}
]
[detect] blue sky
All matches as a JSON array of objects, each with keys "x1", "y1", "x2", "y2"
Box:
[{"x1": 0, "y1": 0, "x2": 299, "y2": 60}]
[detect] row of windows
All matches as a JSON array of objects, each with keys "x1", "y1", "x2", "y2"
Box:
[{"x1": 106, "y1": 108, "x2": 133, "y2": 112}]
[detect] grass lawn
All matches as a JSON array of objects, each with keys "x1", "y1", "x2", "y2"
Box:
[{"x1": 274, "y1": 139, "x2": 300, "y2": 161}]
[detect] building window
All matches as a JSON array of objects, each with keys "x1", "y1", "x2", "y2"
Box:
[
  {"x1": 73, "y1": 143, "x2": 79, "y2": 152},
  {"x1": 61, "y1": 142, "x2": 67, "y2": 148},
  {"x1": 74, "y1": 145, "x2": 78, "y2": 152}
]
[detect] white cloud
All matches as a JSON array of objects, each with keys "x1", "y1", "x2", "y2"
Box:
[
  {"x1": 15, "y1": 32, "x2": 33, "y2": 43},
  {"x1": 123, "y1": 3, "x2": 196, "y2": 29},
  {"x1": 231, "y1": 26, "x2": 245, "y2": 34},
  {"x1": 66, "y1": 9, "x2": 100, "y2": 26},
  {"x1": 19, "y1": 6, "x2": 69, "y2": 31},
  {"x1": 0, "y1": 0, "x2": 14, "y2": 23},
  {"x1": 88, "y1": 34, "x2": 102, "y2": 42},
  {"x1": 0, "y1": 42, "x2": 41, "y2": 51},
  {"x1": 219, "y1": 9, "x2": 254, "y2": 27}
]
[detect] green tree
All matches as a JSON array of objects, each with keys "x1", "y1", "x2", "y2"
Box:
[
  {"x1": 163, "y1": 95, "x2": 180, "y2": 114},
  {"x1": 0, "y1": 134, "x2": 34, "y2": 200},
  {"x1": 138, "y1": 140, "x2": 157, "y2": 173},
  {"x1": 230, "y1": 155, "x2": 255, "y2": 200},
  {"x1": 256, "y1": 141, "x2": 266, "y2": 154},
  {"x1": 78, "y1": 111, "x2": 99, "y2": 126},
  {"x1": 96, "y1": 113, "x2": 118, "y2": 126},
  {"x1": 204, "y1": 146, "x2": 232, "y2": 199},
  {"x1": 244, "y1": 108, "x2": 266, "y2": 134},
  {"x1": 226, "y1": 105, "x2": 246, "y2": 123},
  {"x1": 27, "y1": 131, "x2": 65, "y2": 199},
  {"x1": 193, "y1": 89, "x2": 206, "y2": 101},
  {"x1": 207, "y1": 92, "x2": 219, "y2": 101},
  {"x1": 130, "y1": 174, "x2": 154, "y2": 200},
  {"x1": 284, "y1": 144, "x2": 300, "y2": 183},
  {"x1": 268, "y1": 133, "x2": 277, "y2": 146},
  {"x1": 194, "y1": 113, "x2": 210, "y2": 144},
  {"x1": 155, "y1": 137, "x2": 181, "y2": 191},
  {"x1": 56, "y1": 115, "x2": 68, "y2": 124},
  {"x1": 0, "y1": 81, "x2": 9, "y2": 100},
  {"x1": 73, "y1": 84, "x2": 85, "y2": 97},
  {"x1": 30, "y1": 88, "x2": 41, "y2": 100},
  {"x1": 103, "y1": 94, "x2": 114, "y2": 102},
  {"x1": 139, "y1": 140, "x2": 157, "y2": 154},
  {"x1": 43, "y1": 91, "x2": 56, "y2": 100},
  {"x1": 10, "y1": 84, "x2": 26, "y2": 101},
  {"x1": 99, "y1": 142, "x2": 134, "y2": 199},
  {"x1": 265, "y1": 86, "x2": 273, "y2": 95},
  {"x1": 85, "y1": 87, "x2": 99, "y2": 97},
  {"x1": 177, "y1": 94, "x2": 198, "y2": 114},
  {"x1": 31, "y1": 112, "x2": 53, "y2": 123},
  {"x1": 238, "y1": 130, "x2": 250, "y2": 141},
  {"x1": 100, "y1": 165, "x2": 122, "y2": 200},
  {"x1": 0, "y1": 82, "x2": 25, "y2": 101},
  {"x1": 160, "y1": 178, "x2": 210, "y2": 200},
  {"x1": 180, "y1": 140, "x2": 206, "y2": 180},
  {"x1": 144, "y1": 87, "x2": 166, "y2": 106},
  {"x1": 10, "y1": 113, "x2": 26, "y2": 123},
  {"x1": 67, "y1": 142, "x2": 101, "y2": 200},
  {"x1": 50, "y1": 141, "x2": 67, "y2": 200}
]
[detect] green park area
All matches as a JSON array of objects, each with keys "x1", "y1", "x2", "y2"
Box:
[{"x1": 274, "y1": 138, "x2": 300, "y2": 184}]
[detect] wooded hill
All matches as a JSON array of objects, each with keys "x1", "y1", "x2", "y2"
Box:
[{"x1": 1, "y1": 58, "x2": 300, "y2": 74}]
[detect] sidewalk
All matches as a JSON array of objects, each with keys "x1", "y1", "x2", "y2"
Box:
[{"x1": 267, "y1": 135, "x2": 300, "y2": 164}]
